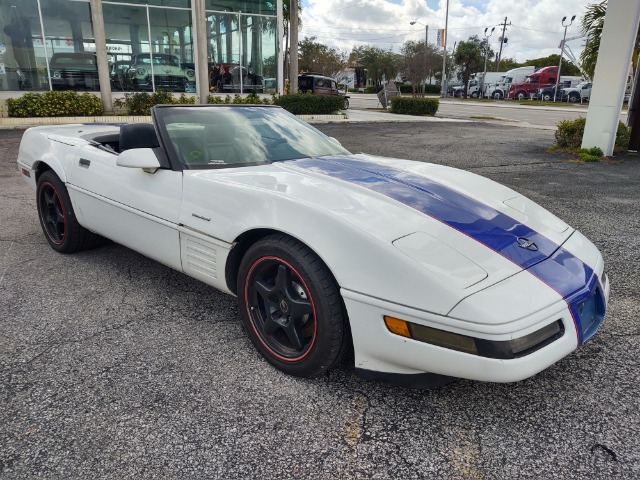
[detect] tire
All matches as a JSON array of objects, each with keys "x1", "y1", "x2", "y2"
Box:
[
  {"x1": 516, "y1": 91, "x2": 528, "y2": 101},
  {"x1": 342, "y1": 97, "x2": 349, "y2": 110},
  {"x1": 493, "y1": 91, "x2": 503, "y2": 100},
  {"x1": 36, "y1": 170, "x2": 104, "y2": 253},
  {"x1": 542, "y1": 93, "x2": 552, "y2": 101},
  {"x1": 569, "y1": 93, "x2": 579, "y2": 103},
  {"x1": 237, "y1": 234, "x2": 349, "y2": 378},
  {"x1": 470, "y1": 91, "x2": 478, "y2": 98}
]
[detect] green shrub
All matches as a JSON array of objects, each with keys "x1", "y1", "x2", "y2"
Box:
[
  {"x1": 615, "y1": 122, "x2": 630, "y2": 153},
  {"x1": 555, "y1": 117, "x2": 630, "y2": 154},
  {"x1": 365, "y1": 85, "x2": 383, "y2": 94},
  {"x1": 273, "y1": 93, "x2": 343, "y2": 115},
  {"x1": 207, "y1": 93, "x2": 272, "y2": 105},
  {"x1": 555, "y1": 117, "x2": 586, "y2": 149},
  {"x1": 7, "y1": 91, "x2": 104, "y2": 117},
  {"x1": 113, "y1": 91, "x2": 195, "y2": 115},
  {"x1": 425, "y1": 84, "x2": 442, "y2": 94},
  {"x1": 390, "y1": 96, "x2": 439, "y2": 116}
]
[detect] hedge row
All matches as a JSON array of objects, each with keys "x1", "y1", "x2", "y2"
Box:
[
  {"x1": 390, "y1": 96, "x2": 439, "y2": 116},
  {"x1": 397, "y1": 84, "x2": 441, "y2": 94},
  {"x1": 7, "y1": 91, "x2": 104, "y2": 117},
  {"x1": 273, "y1": 93, "x2": 343, "y2": 115},
  {"x1": 555, "y1": 117, "x2": 630, "y2": 154},
  {"x1": 7, "y1": 91, "x2": 346, "y2": 117}
]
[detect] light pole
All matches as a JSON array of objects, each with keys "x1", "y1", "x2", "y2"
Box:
[
  {"x1": 481, "y1": 27, "x2": 495, "y2": 98},
  {"x1": 410, "y1": 20, "x2": 428, "y2": 93},
  {"x1": 441, "y1": 0, "x2": 450, "y2": 97},
  {"x1": 554, "y1": 15, "x2": 576, "y2": 102}
]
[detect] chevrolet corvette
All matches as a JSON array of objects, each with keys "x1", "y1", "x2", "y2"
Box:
[{"x1": 16, "y1": 105, "x2": 609, "y2": 387}]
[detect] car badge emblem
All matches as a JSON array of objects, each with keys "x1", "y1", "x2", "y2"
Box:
[
  {"x1": 279, "y1": 299, "x2": 289, "y2": 314},
  {"x1": 517, "y1": 237, "x2": 539, "y2": 251},
  {"x1": 164, "y1": 68, "x2": 170, "y2": 73}
]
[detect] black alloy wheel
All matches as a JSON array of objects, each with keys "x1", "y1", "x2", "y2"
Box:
[
  {"x1": 238, "y1": 234, "x2": 350, "y2": 378},
  {"x1": 36, "y1": 170, "x2": 104, "y2": 253},
  {"x1": 245, "y1": 257, "x2": 316, "y2": 360},
  {"x1": 38, "y1": 179, "x2": 66, "y2": 245}
]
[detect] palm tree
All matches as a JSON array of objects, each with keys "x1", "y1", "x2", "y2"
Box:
[
  {"x1": 581, "y1": 1, "x2": 639, "y2": 79},
  {"x1": 580, "y1": 1, "x2": 607, "y2": 79}
]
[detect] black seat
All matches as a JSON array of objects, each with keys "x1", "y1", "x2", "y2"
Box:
[{"x1": 119, "y1": 123, "x2": 160, "y2": 151}]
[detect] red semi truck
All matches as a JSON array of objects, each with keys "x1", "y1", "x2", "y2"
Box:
[{"x1": 508, "y1": 66, "x2": 558, "y2": 100}]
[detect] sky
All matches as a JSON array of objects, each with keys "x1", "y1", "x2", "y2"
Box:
[{"x1": 299, "y1": 0, "x2": 595, "y2": 65}]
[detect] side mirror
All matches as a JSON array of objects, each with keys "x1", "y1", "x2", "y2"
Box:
[{"x1": 117, "y1": 148, "x2": 161, "y2": 173}]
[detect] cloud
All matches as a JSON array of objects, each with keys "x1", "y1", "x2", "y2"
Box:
[{"x1": 300, "y1": 0, "x2": 590, "y2": 64}]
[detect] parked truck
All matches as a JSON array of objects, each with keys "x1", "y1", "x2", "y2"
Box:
[
  {"x1": 488, "y1": 66, "x2": 535, "y2": 99},
  {"x1": 508, "y1": 66, "x2": 558, "y2": 100},
  {"x1": 452, "y1": 71, "x2": 504, "y2": 98}
]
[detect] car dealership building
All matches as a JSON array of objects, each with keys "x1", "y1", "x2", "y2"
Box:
[{"x1": 0, "y1": 0, "x2": 283, "y2": 109}]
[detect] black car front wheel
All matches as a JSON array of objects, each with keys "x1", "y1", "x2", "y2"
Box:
[{"x1": 237, "y1": 234, "x2": 350, "y2": 378}]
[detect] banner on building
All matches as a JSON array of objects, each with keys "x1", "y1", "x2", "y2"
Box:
[{"x1": 436, "y1": 29, "x2": 446, "y2": 48}]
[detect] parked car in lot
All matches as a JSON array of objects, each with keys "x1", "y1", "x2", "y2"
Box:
[
  {"x1": 209, "y1": 63, "x2": 264, "y2": 93},
  {"x1": 298, "y1": 74, "x2": 349, "y2": 109},
  {"x1": 109, "y1": 60, "x2": 131, "y2": 91},
  {"x1": 49, "y1": 52, "x2": 99, "y2": 90},
  {"x1": 561, "y1": 82, "x2": 592, "y2": 103},
  {"x1": 127, "y1": 53, "x2": 195, "y2": 91},
  {"x1": 16, "y1": 105, "x2": 608, "y2": 387}
]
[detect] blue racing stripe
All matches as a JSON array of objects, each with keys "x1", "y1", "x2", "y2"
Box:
[{"x1": 290, "y1": 155, "x2": 603, "y2": 344}]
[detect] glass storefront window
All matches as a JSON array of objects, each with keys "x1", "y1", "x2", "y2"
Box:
[
  {"x1": 206, "y1": 1, "x2": 275, "y2": 16},
  {"x1": 40, "y1": 0, "x2": 97, "y2": 91},
  {"x1": 0, "y1": 0, "x2": 278, "y2": 94},
  {"x1": 1, "y1": 0, "x2": 46, "y2": 91},
  {"x1": 207, "y1": 12, "x2": 276, "y2": 94},
  {"x1": 104, "y1": 2, "x2": 194, "y2": 93},
  {"x1": 102, "y1": 0, "x2": 190, "y2": 8}
]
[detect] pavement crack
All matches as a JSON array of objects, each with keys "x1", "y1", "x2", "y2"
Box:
[{"x1": 591, "y1": 443, "x2": 618, "y2": 462}]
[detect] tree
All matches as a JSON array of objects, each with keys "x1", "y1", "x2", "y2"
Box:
[
  {"x1": 453, "y1": 36, "x2": 487, "y2": 97},
  {"x1": 580, "y1": 1, "x2": 607, "y2": 79},
  {"x1": 400, "y1": 40, "x2": 441, "y2": 94},
  {"x1": 349, "y1": 45, "x2": 399, "y2": 86},
  {"x1": 298, "y1": 37, "x2": 347, "y2": 77}
]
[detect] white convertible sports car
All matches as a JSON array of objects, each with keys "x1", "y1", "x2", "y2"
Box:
[{"x1": 17, "y1": 105, "x2": 609, "y2": 388}]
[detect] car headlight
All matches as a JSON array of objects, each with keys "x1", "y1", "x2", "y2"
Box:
[
  {"x1": 186, "y1": 69, "x2": 195, "y2": 78},
  {"x1": 384, "y1": 316, "x2": 564, "y2": 359},
  {"x1": 137, "y1": 67, "x2": 146, "y2": 75},
  {"x1": 52, "y1": 70, "x2": 61, "y2": 78}
]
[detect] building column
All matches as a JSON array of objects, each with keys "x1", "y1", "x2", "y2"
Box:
[
  {"x1": 89, "y1": 0, "x2": 112, "y2": 113},
  {"x1": 581, "y1": 0, "x2": 640, "y2": 155},
  {"x1": 191, "y1": 0, "x2": 209, "y2": 104},
  {"x1": 277, "y1": 0, "x2": 283, "y2": 95}
]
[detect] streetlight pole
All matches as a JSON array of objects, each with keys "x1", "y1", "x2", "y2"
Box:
[
  {"x1": 441, "y1": 0, "x2": 450, "y2": 97},
  {"x1": 554, "y1": 15, "x2": 576, "y2": 102},
  {"x1": 482, "y1": 27, "x2": 495, "y2": 98},
  {"x1": 410, "y1": 20, "x2": 428, "y2": 94}
]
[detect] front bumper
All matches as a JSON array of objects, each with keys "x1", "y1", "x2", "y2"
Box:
[
  {"x1": 343, "y1": 289, "x2": 581, "y2": 383},
  {"x1": 343, "y1": 262, "x2": 608, "y2": 384}
]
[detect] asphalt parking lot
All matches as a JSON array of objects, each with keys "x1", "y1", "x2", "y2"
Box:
[{"x1": 1, "y1": 122, "x2": 639, "y2": 479}]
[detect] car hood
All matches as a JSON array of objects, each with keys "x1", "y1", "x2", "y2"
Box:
[{"x1": 185, "y1": 154, "x2": 573, "y2": 298}]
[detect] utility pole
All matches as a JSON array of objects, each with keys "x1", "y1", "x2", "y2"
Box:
[
  {"x1": 482, "y1": 27, "x2": 495, "y2": 98},
  {"x1": 495, "y1": 17, "x2": 510, "y2": 71},
  {"x1": 440, "y1": 0, "x2": 450, "y2": 97},
  {"x1": 554, "y1": 15, "x2": 576, "y2": 102},
  {"x1": 289, "y1": 0, "x2": 298, "y2": 93}
]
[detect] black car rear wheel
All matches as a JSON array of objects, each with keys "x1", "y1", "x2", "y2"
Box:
[
  {"x1": 37, "y1": 170, "x2": 104, "y2": 253},
  {"x1": 238, "y1": 234, "x2": 350, "y2": 378}
]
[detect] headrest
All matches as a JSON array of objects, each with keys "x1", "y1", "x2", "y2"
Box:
[{"x1": 119, "y1": 123, "x2": 160, "y2": 151}]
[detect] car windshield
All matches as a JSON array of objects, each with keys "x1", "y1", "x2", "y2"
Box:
[
  {"x1": 137, "y1": 55, "x2": 179, "y2": 66},
  {"x1": 153, "y1": 106, "x2": 351, "y2": 169}
]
